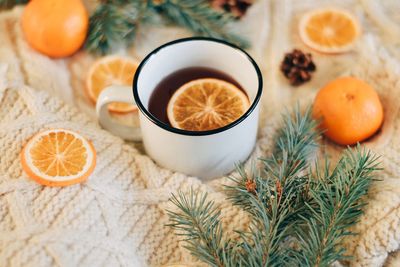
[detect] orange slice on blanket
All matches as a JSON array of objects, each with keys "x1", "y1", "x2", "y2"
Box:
[
  {"x1": 167, "y1": 78, "x2": 250, "y2": 131},
  {"x1": 86, "y1": 55, "x2": 139, "y2": 113},
  {"x1": 299, "y1": 8, "x2": 360, "y2": 53},
  {"x1": 21, "y1": 129, "x2": 96, "y2": 187}
]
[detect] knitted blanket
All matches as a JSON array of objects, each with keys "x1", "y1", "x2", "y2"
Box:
[{"x1": 1, "y1": 1, "x2": 400, "y2": 267}]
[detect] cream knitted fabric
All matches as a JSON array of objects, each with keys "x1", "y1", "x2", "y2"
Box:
[
  {"x1": 0, "y1": 84, "x2": 278, "y2": 267},
  {"x1": 1, "y1": 1, "x2": 400, "y2": 267}
]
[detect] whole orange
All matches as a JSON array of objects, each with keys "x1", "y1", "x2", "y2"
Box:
[
  {"x1": 21, "y1": 0, "x2": 88, "y2": 58},
  {"x1": 312, "y1": 77, "x2": 383, "y2": 145}
]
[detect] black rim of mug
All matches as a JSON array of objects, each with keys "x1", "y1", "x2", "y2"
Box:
[{"x1": 132, "y1": 37, "x2": 263, "y2": 136}]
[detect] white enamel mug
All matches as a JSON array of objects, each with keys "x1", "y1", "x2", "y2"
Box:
[{"x1": 96, "y1": 38, "x2": 263, "y2": 179}]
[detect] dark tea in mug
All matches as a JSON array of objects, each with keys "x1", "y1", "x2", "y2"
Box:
[{"x1": 148, "y1": 67, "x2": 246, "y2": 126}]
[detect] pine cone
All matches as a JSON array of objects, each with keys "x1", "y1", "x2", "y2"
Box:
[
  {"x1": 280, "y1": 49, "x2": 316, "y2": 86},
  {"x1": 210, "y1": 0, "x2": 253, "y2": 18}
]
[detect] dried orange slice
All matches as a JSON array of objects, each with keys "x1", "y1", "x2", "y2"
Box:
[
  {"x1": 299, "y1": 8, "x2": 360, "y2": 53},
  {"x1": 167, "y1": 78, "x2": 250, "y2": 131},
  {"x1": 86, "y1": 55, "x2": 139, "y2": 113},
  {"x1": 21, "y1": 129, "x2": 96, "y2": 187}
]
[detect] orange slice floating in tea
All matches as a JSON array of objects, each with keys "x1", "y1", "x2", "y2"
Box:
[
  {"x1": 167, "y1": 78, "x2": 250, "y2": 131},
  {"x1": 21, "y1": 129, "x2": 96, "y2": 187},
  {"x1": 86, "y1": 55, "x2": 139, "y2": 113},
  {"x1": 299, "y1": 8, "x2": 360, "y2": 53}
]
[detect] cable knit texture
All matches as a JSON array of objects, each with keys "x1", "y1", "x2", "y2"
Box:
[{"x1": 1, "y1": 1, "x2": 400, "y2": 266}]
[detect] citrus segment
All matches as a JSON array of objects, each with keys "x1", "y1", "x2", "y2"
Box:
[
  {"x1": 86, "y1": 55, "x2": 139, "y2": 113},
  {"x1": 21, "y1": 129, "x2": 96, "y2": 187},
  {"x1": 299, "y1": 8, "x2": 360, "y2": 53},
  {"x1": 167, "y1": 78, "x2": 250, "y2": 131}
]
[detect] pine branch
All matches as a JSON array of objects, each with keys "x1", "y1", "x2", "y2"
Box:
[
  {"x1": 85, "y1": 0, "x2": 250, "y2": 54},
  {"x1": 157, "y1": 0, "x2": 249, "y2": 49},
  {"x1": 231, "y1": 172, "x2": 294, "y2": 267},
  {"x1": 167, "y1": 107, "x2": 381, "y2": 267},
  {"x1": 84, "y1": 1, "x2": 148, "y2": 54},
  {"x1": 166, "y1": 189, "x2": 235, "y2": 267},
  {"x1": 226, "y1": 106, "x2": 319, "y2": 211},
  {"x1": 296, "y1": 146, "x2": 381, "y2": 267},
  {"x1": 224, "y1": 106, "x2": 320, "y2": 266},
  {"x1": 267, "y1": 105, "x2": 320, "y2": 182},
  {"x1": 0, "y1": 0, "x2": 27, "y2": 9}
]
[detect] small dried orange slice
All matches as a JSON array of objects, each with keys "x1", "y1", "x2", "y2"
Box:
[
  {"x1": 167, "y1": 78, "x2": 250, "y2": 131},
  {"x1": 21, "y1": 129, "x2": 96, "y2": 187},
  {"x1": 86, "y1": 55, "x2": 139, "y2": 113},
  {"x1": 299, "y1": 8, "x2": 360, "y2": 53}
]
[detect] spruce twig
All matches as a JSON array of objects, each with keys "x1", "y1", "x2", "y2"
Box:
[
  {"x1": 296, "y1": 146, "x2": 380, "y2": 267},
  {"x1": 167, "y1": 107, "x2": 380, "y2": 266},
  {"x1": 156, "y1": 0, "x2": 249, "y2": 48},
  {"x1": 84, "y1": 1, "x2": 148, "y2": 54},
  {"x1": 225, "y1": 106, "x2": 320, "y2": 266},
  {"x1": 166, "y1": 189, "x2": 235, "y2": 267},
  {"x1": 86, "y1": 0, "x2": 249, "y2": 54},
  {"x1": 226, "y1": 106, "x2": 319, "y2": 214}
]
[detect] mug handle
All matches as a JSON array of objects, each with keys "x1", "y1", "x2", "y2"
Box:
[{"x1": 96, "y1": 85, "x2": 142, "y2": 141}]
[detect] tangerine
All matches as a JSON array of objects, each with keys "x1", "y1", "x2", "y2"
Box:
[
  {"x1": 312, "y1": 77, "x2": 383, "y2": 145},
  {"x1": 21, "y1": 0, "x2": 89, "y2": 58}
]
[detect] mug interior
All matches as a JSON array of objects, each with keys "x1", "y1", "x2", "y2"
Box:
[{"x1": 133, "y1": 38, "x2": 262, "y2": 134}]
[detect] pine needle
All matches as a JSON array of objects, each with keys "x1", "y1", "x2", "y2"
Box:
[
  {"x1": 84, "y1": 2, "x2": 148, "y2": 54},
  {"x1": 85, "y1": 0, "x2": 250, "y2": 54},
  {"x1": 296, "y1": 145, "x2": 381, "y2": 267},
  {"x1": 166, "y1": 189, "x2": 234, "y2": 267},
  {"x1": 157, "y1": 0, "x2": 249, "y2": 48},
  {"x1": 224, "y1": 105, "x2": 320, "y2": 266},
  {"x1": 167, "y1": 107, "x2": 381, "y2": 267}
]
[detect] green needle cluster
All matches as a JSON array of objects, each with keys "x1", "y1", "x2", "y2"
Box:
[
  {"x1": 167, "y1": 106, "x2": 381, "y2": 267},
  {"x1": 86, "y1": 0, "x2": 249, "y2": 54}
]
